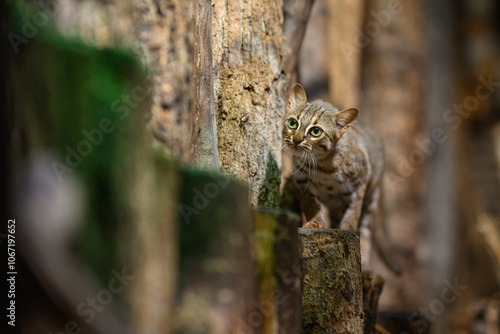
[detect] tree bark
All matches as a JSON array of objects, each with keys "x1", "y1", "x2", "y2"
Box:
[
  {"x1": 192, "y1": 0, "x2": 220, "y2": 169},
  {"x1": 133, "y1": 0, "x2": 194, "y2": 162},
  {"x1": 212, "y1": 0, "x2": 288, "y2": 207},
  {"x1": 299, "y1": 229, "x2": 364, "y2": 333},
  {"x1": 52, "y1": 0, "x2": 194, "y2": 163}
]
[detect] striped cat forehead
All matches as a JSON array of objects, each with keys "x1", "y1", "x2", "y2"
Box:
[{"x1": 291, "y1": 104, "x2": 329, "y2": 123}]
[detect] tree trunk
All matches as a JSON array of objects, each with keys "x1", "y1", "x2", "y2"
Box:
[
  {"x1": 283, "y1": 0, "x2": 316, "y2": 83},
  {"x1": 360, "y1": 0, "x2": 429, "y2": 311},
  {"x1": 299, "y1": 229, "x2": 364, "y2": 333},
  {"x1": 212, "y1": 0, "x2": 288, "y2": 207},
  {"x1": 327, "y1": 0, "x2": 364, "y2": 109},
  {"x1": 131, "y1": 156, "x2": 179, "y2": 334},
  {"x1": 133, "y1": 0, "x2": 194, "y2": 162},
  {"x1": 192, "y1": 0, "x2": 220, "y2": 169}
]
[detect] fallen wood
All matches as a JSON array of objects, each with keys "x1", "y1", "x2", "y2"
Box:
[{"x1": 299, "y1": 228, "x2": 364, "y2": 333}]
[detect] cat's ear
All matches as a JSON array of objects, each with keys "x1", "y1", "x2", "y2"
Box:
[
  {"x1": 286, "y1": 83, "x2": 307, "y2": 113},
  {"x1": 336, "y1": 108, "x2": 359, "y2": 136}
]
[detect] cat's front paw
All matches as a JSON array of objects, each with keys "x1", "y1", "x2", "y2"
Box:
[{"x1": 303, "y1": 221, "x2": 325, "y2": 229}]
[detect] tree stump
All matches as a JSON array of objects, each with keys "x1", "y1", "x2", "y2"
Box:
[{"x1": 299, "y1": 228, "x2": 364, "y2": 333}]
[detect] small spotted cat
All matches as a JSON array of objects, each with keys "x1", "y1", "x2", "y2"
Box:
[{"x1": 283, "y1": 83, "x2": 401, "y2": 274}]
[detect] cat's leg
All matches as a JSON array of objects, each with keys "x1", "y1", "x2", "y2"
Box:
[
  {"x1": 299, "y1": 192, "x2": 326, "y2": 228},
  {"x1": 338, "y1": 184, "x2": 367, "y2": 230}
]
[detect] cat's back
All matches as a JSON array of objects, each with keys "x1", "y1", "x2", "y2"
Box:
[{"x1": 349, "y1": 123, "x2": 385, "y2": 186}]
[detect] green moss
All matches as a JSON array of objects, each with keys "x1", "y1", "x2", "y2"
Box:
[
  {"x1": 9, "y1": 4, "x2": 147, "y2": 282},
  {"x1": 257, "y1": 152, "x2": 281, "y2": 209}
]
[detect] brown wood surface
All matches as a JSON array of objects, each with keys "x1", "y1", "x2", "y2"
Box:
[
  {"x1": 192, "y1": 0, "x2": 220, "y2": 169},
  {"x1": 299, "y1": 228, "x2": 364, "y2": 333},
  {"x1": 212, "y1": 0, "x2": 288, "y2": 207}
]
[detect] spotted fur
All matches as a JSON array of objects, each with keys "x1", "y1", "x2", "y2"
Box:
[{"x1": 283, "y1": 83, "x2": 401, "y2": 274}]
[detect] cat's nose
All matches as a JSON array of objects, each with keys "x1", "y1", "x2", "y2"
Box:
[{"x1": 293, "y1": 137, "x2": 302, "y2": 145}]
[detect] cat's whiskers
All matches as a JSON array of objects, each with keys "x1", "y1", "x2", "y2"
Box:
[
  {"x1": 291, "y1": 152, "x2": 307, "y2": 178},
  {"x1": 274, "y1": 144, "x2": 287, "y2": 161},
  {"x1": 311, "y1": 153, "x2": 317, "y2": 183},
  {"x1": 302, "y1": 152, "x2": 317, "y2": 193},
  {"x1": 302, "y1": 154, "x2": 312, "y2": 194}
]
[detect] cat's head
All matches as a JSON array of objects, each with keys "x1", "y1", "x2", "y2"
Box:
[{"x1": 282, "y1": 83, "x2": 359, "y2": 158}]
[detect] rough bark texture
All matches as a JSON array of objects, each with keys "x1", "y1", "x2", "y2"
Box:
[
  {"x1": 133, "y1": 0, "x2": 194, "y2": 162},
  {"x1": 327, "y1": 0, "x2": 364, "y2": 109},
  {"x1": 53, "y1": 0, "x2": 135, "y2": 48},
  {"x1": 212, "y1": 0, "x2": 288, "y2": 207},
  {"x1": 53, "y1": 0, "x2": 194, "y2": 163},
  {"x1": 360, "y1": 0, "x2": 428, "y2": 310},
  {"x1": 192, "y1": 0, "x2": 220, "y2": 169},
  {"x1": 299, "y1": 229, "x2": 364, "y2": 333}
]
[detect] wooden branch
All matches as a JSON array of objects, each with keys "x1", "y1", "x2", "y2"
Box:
[
  {"x1": 299, "y1": 228, "x2": 364, "y2": 333},
  {"x1": 283, "y1": 0, "x2": 316, "y2": 81},
  {"x1": 362, "y1": 271, "x2": 386, "y2": 334},
  {"x1": 477, "y1": 212, "x2": 500, "y2": 282},
  {"x1": 192, "y1": 0, "x2": 220, "y2": 169}
]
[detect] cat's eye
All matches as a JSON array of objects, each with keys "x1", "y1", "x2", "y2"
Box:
[
  {"x1": 287, "y1": 118, "x2": 298, "y2": 130},
  {"x1": 309, "y1": 127, "x2": 323, "y2": 137}
]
